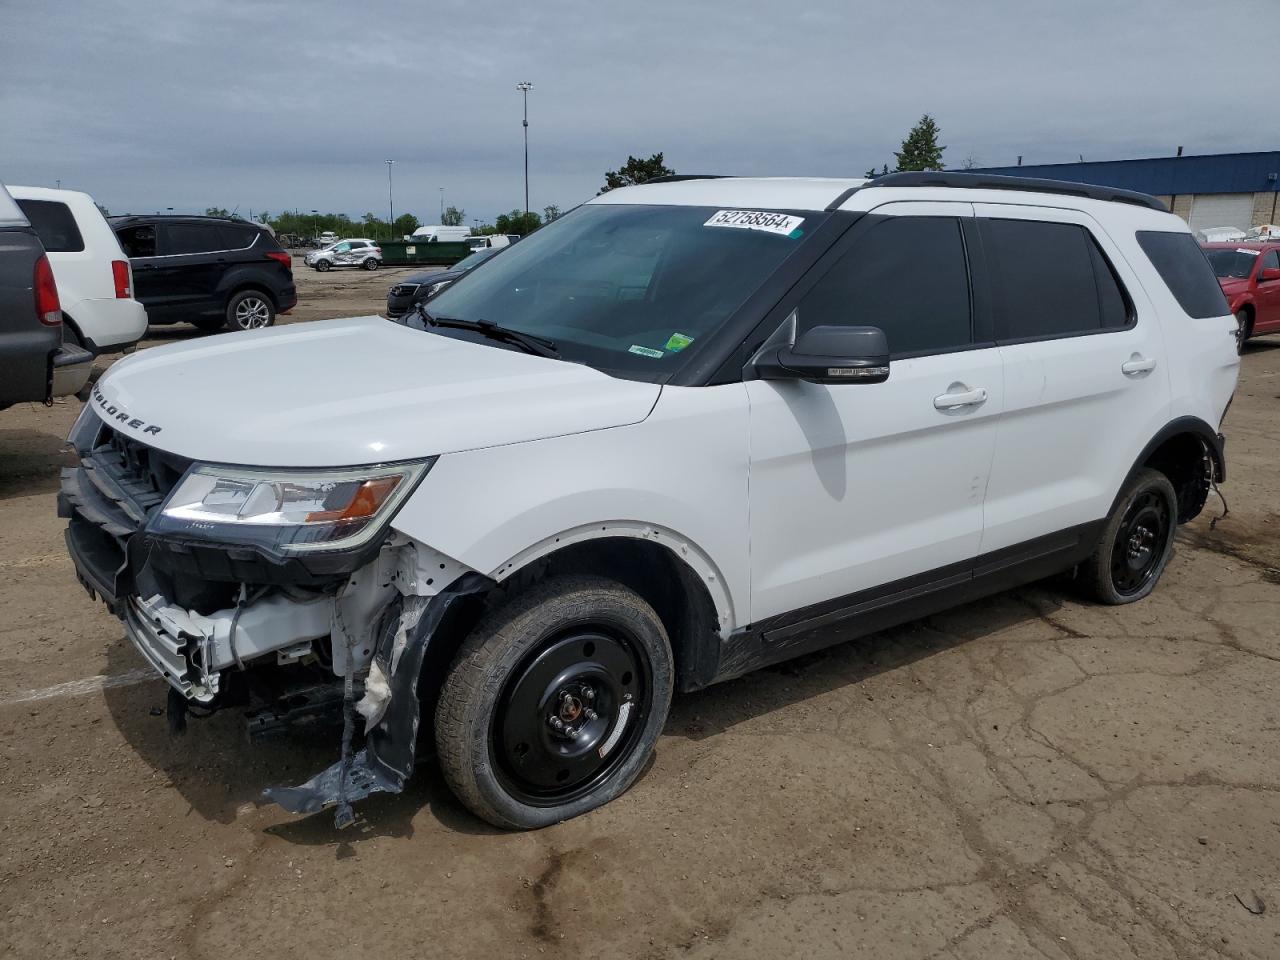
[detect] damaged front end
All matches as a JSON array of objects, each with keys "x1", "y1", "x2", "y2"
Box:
[{"x1": 58, "y1": 406, "x2": 489, "y2": 827}]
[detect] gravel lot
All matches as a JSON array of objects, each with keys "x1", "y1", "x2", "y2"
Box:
[{"x1": 2, "y1": 262, "x2": 1278, "y2": 959}]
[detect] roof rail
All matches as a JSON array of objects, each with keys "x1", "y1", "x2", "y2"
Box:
[
  {"x1": 860, "y1": 171, "x2": 1168, "y2": 212},
  {"x1": 642, "y1": 174, "x2": 729, "y2": 184}
]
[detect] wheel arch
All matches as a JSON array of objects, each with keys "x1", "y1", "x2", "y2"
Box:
[
  {"x1": 416, "y1": 526, "x2": 733, "y2": 700},
  {"x1": 1116, "y1": 416, "x2": 1224, "y2": 524}
]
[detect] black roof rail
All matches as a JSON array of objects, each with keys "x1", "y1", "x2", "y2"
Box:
[
  {"x1": 860, "y1": 171, "x2": 1167, "y2": 212},
  {"x1": 642, "y1": 174, "x2": 729, "y2": 184}
]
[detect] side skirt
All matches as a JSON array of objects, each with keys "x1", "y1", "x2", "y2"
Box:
[{"x1": 704, "y1": 520, "x2": 1105, "y2": 687}]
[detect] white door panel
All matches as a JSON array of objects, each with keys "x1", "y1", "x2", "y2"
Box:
[{"x1": 747, "y1": 348, "x2": 1002, "y2": 623}]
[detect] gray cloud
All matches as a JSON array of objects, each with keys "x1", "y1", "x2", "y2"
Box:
[{"x1": 1, "y1": 0, "x2": 1269, "y2": 224}]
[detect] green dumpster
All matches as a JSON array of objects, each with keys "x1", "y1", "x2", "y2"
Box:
[{"x1": 380, "y1": 240, "x2": 471, "y2": 266}]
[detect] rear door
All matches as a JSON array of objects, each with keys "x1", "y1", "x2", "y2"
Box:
[
  {"x1": 746, "y1": 201, "x2": 1004, "y2": 624},
  {"x1": 974, "y1": 205, "x2": 1169, "y2": 555},
  {"x1": 153, "y1": 222, "x2": 225, "y2": 312}
]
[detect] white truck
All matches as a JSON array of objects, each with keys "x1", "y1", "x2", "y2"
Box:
[
  {"x1": 411, "y1": 224, "x2": 471, "y2": 243},
  {"x1": 60, "y1": 172, "x2": 1237, "y2": 830}
]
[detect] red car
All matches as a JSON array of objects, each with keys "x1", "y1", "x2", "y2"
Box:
[{"x1": 1201, "y1": 241, "x2": 1280, "y2": 351}]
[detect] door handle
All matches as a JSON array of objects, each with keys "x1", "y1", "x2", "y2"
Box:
[
  {"x1": 1121, "y1": 355, "x2": 1156, "y2": 376},
  {"x1": 933, "y1": 386, "x2": 987, "y2": 410}
]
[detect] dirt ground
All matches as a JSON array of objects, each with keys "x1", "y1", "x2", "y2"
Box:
[{"x1": 2, "y1": 263, "x2": 1278, "y2": 959}]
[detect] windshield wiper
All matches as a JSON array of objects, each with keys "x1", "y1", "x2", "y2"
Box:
[{"x1": 414, "y1": 305, "x2": 560, "y2": 359}]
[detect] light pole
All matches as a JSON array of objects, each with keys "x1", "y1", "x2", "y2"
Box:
[
  {"x1": 516, "y1": 82, "x2": 532, "y2": 224},
  {"x1": 439, "y1": 187, "x2": 444, "y2": 222},
  {"x1": 385, "y1": 159, "x2": 395, "y2": 237},
  {"x1": 311, "y1": 209, "x2": 318, "y2": 239}
]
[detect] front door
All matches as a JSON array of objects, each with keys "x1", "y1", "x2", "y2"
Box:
[
  {"x1": 1254, "y1": 249, "x2": 1280, "y2": 333},
  {"x1": 746, "y1": 202, "x2": 1003, "y2": 624}
]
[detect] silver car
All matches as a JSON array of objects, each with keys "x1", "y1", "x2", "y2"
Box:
[{"x1": 304, "y1": 238, "x2": 382, "y2": 272}]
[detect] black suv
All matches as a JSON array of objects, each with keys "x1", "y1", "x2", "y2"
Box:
[{"x1": 109, "y1": 216, "x2": 297, "y2": 332}]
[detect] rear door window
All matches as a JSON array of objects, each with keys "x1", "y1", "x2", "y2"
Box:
[
  {"x1": 981, "y1": 219, "x2": 1131, "y2": 340},
  {"x1": 217, "y1": 223, "x2": 259, "y2": 249},
  {"x1": 796, "y1": 216, "x2": 972, "y2": 357},
  {"x1": 1135, "y1": 231, "x2": 1230, "y2": 318},
  {"x1": 16, "y1": 200, "x2": 84, "y2": 252},
  {"x1": 160, "y1": 223, "x2": 224, "y2": 256}
]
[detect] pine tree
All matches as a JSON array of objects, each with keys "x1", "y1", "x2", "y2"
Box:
[{"x1": 893, "y1": 114, "x2": 946, "y2": 172}]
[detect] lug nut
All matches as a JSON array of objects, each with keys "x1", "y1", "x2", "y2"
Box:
[
  {"x1": 582, "y1": 686, "x2": 595, "y2": 702},
  {"x1": 583, "y1": 707, "x2": 598, "y2": 722}
]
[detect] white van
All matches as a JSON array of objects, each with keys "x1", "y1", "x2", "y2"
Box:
[
  {"x1": 61, "y1": 172, "x2": 1237, "y2": 830},
  {"x1": 411, "y1": 225, "x2": 472, "y2": 243},
  {"x1": 7, "y1": 185, "x2": 148, "y2": 355}
]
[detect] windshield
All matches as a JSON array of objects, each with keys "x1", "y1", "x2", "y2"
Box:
[
  {"x1": 423, "y1": 203, "x2": 817, "y2": 379},
  {"x1": 1203, "y1": 248, "x2": 1259, "y2": 279},
  {"x1": 454, "y1": 248, "x2": 498, "y2": 272}
]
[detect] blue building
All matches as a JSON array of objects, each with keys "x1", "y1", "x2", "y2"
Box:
[{"x1": 971, "y1": 151, "x2": 1280, "y2": 232}]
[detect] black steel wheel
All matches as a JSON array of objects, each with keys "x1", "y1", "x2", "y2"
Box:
[
  {"x1": 435, "y1": 576, "x2": 673, "y2": 829},
  {"x1": 492, "y1": 627, "x2": 649, "y2": 806},
  {"x1": 1080, "y1": 468, "x2": 1177, "y2": 604}
]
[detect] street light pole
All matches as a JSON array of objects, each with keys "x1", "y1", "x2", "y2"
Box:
[
  {"x1": 516, "y1": 82, "x2": 532, "y2": 224},
  {"x1": 385, "y1": 159, "x2": 395, "y2": 238},
  {"x1": 439, "y1": 187, "x2": 444, "y2": 222},
  {"x1": 311, "y1": 209, "x2": 318, "y2": 240}
]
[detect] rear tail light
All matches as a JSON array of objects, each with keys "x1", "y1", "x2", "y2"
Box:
[
  {"x1": 34, "y1": 255, "x2": 62, "y2": 326},
  {"x1": 111, "y1": 259, "x2": 132, "y2": 299},
  {"x1": 373, "y1": 246, "x2": 382, "y2": 254},
  {"x1": 266, "y1": 250, "x2": 292, "y2": 269}
]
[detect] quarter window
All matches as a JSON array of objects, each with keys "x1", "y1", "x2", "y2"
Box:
[
  {"x1": 1261, "y1": 250, "x2": 1279, "y2": 272},
  {"x1": 1135, "y1": 231, "x2": 1229, "y2": 319},
  {"x1": 16, "y1": 200, "x2": 84, "y2": 253},
  {"x1": 161, "y1": 223, "x2": 223, "y2": 255},
  {"x1": 981, "y1": 219, "x2": 1131, "y2": 341},
  {"x1": 217, "y1": 224, "x2": 259, "y2": 249},
  {"x1": 797, "y1": 216, "x2": 972, "y2": 356}
]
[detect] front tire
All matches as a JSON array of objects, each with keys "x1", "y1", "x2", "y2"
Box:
[
  {"x1": 1080, "y1": 468, "x2": 1177, "y2": 604},
  {"x1": 1235, "y1": 310, "x2": 1253, "y2": 353},
  {"x1": 435, "y1": 575, "x2": 673, "y2": 829},
  {"x1": 315, "y1": 259, "x2": 331, "y2": 272}
]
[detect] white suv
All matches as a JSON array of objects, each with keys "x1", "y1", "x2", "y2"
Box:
[
  {"x1": 304, "y1": 238, "x2": 382, "y2": 271},
  {"x1": 59, "y1": 173, "x2": 1238, "y2": 829},
  {"x1": 7, "y1": 185, "x2": 147, "y2": 356}
]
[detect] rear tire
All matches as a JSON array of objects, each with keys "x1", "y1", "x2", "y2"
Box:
[
  {"x1": 226, "y1": 290, "x2": 275, "y2": 331},
  {"x1": 1080, "y1": 468, "x2": 1177, "y2": 604},
  {"x1": 435, "y1": 575, "x2": 673, "y2": 829},
  {"x1": 363, "y1": 257, "x2": 380, "y2": 271}
]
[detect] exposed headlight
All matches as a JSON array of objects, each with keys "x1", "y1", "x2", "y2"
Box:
[
  {"x1": 150, "y1": 460, "x2": 433, "y2": 554},
  {"x1": 425, "y1": 280, "x2": 452, "y2": 297}
]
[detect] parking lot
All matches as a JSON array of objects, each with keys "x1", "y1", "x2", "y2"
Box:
[{"x1": 1, "y1": 264, "x2": 1278, "y2": 959}]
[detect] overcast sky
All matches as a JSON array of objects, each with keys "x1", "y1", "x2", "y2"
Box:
[{"x1": 2, "y1": 0, "x2": 1271, "y2": 226}]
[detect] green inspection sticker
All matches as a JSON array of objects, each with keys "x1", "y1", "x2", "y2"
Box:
[
  {"x1": 628, "y1": 345, "x2": 665, "y2": 358},
  {"x1": 665, "y1": 332, "x2": 694, "y2": 351}
]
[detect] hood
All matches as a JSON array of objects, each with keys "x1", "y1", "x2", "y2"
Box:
[
  {"x1": 92, "y1": 316, "x2": 661, "y2": 467},
  {"x1": 1217, "y1": 277, "x2": 1250, "y2": 296},
  {"x1": 400, "y1": 268, "x2": 462, "y2": 287}
]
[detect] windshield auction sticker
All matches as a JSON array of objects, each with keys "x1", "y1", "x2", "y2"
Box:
[{"x1": 705, "y1": 210, "x2": 805, "y2": 238}]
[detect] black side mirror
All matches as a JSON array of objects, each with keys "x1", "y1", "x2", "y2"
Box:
[{"x1": 755, "y1": 325, "x2": 890, "y2": 385}]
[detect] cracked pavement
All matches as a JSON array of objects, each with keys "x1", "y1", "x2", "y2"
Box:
[{"x1": 1, "y1": 271, "x2": 1276, "y2": 959}]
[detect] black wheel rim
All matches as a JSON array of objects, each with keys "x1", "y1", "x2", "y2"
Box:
[
  {"x1": 490, "y1": 625, "x2": 650, "y2": 807},
  {"x1": 1111, "y1": 490, "x2": 1171, "y2": 596}
]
